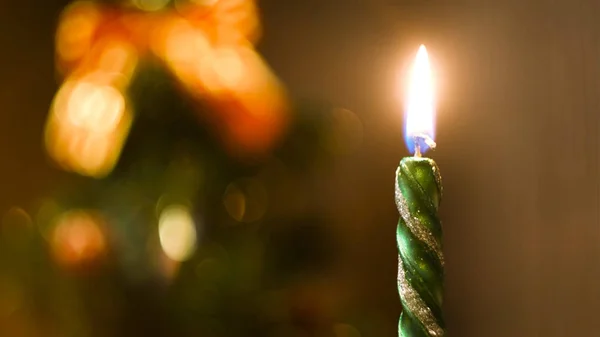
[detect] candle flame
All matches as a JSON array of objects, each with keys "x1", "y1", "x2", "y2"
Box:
[{"x1": 405, "y1": 45, "x2": 435, "y2": 154}]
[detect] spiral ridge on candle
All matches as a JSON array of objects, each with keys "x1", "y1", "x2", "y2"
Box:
[
  {"x1": 395, "y1": 157, "x2": 445, "y2": 337},
  {"x1": 395, "y1": 183, "x2": 444, "y2": 266}
]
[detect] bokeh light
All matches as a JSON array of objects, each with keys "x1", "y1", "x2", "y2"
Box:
[
  {"x1": 51, "y1": 0, "x2": 287, "y2": 163},
  {"x1": 47, "y1": 36, "x2": 138, "y2": 178},
  {"x1": 158, "y1": 205, "x2": 198, "y2": 262},
  {"x1": 1, "y1": 207, "x2": 33, "y2": 251},
  {"x1": 322, "y1": 108, "x2": 364, "y2": 156},
  {"x1": 56, "y1": 1, "x2": 101, "y2": 69},
  {"x1": 157, "y1": 22, "x2": 262, "y2": 96},
  {"x1": 149, "y1": 4, "x2": 288, "y2": 157},
  {"x1": 94, "y1": 41, "x2": 139, "y2": 81},
  {"x1": 2, "y1": 207, "x2": 33, "y2": 237},
  {"x1": 46, "y1": 75, "x2": 133, "y2": 178},
  {"x1": 132, "y1": 0, "x2": 171, "y2": 12},
  {"x1": 200, "y1": 46, "x2": 289, "y2": 157},
  {"x1": 334, "y1": 323, "x2": 362, "y2": 337},
  {"x1": 210, "y1": 46, "x2": 245, "y2": 91},
  {"x1": 31, "y1": 1, "x2": 360, "y2": 336},
  {"x1": 223, "y1": 183, "x2": 245, "y2": 221},
  {"x1": 156, "y1": 19, "x2": 212, "y2": 89},
  {"x1": 195, "y1": 257, "x2": 226, "y2": 284},
  {"x1": 223, "y1": 178, "x2": 268, "y2": 223},
  {"x1": 33, "y1": 198, "x2": 63, "y2": 243},
  {"x1": 62, "y1": 82, "x2": 125, "y2": 131},
  {"x1": 187, "y1": 0, "x2": 218, "y2": 6},
  {"x1": 210, "y1": 0, "x2": 260, "y2": 44},
  {"x1": 50, "y1": 210, "x2": 107, "y2": 268}
]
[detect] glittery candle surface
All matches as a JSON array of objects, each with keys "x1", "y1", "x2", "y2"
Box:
[{"x1": 395, "y1": 157, "x2": 444, "y2": 337}]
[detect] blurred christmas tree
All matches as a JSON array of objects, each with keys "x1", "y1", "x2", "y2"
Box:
[{"x1": 0, "y1": 1, "x2": 366, "y2": 336}]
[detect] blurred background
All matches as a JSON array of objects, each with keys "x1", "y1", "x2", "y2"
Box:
[{"x1": 1, "y1": 0, "x2": 600, "y2": 337}]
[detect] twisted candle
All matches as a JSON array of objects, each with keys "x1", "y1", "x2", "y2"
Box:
[{"x1": 395, "y1": 151, "x2": 445, "y2": 337}]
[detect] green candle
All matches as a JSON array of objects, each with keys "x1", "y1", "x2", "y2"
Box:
[{"x1": 396, "y1": 45, "x2": 445, "y2": 337}]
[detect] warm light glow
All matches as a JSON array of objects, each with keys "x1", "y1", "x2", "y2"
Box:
[
  {"x1": 56, "y1": 2, "x2": 101, "y2": 65},
  {"x1": 64, "y1": 82, "x2": 125, "y2": 131},
  {"x1": 158, "y1": 205, "x2": 198, "y2": 261},
  {"x1": 49, "y1": 0, "x2": 288, "y2": 163},
  {"x1": 96, "y1": 41, "x2": 139, "y2": 80},
  {"x1": 46, "y1": 78, "x2": 132, "y2": 178},
  {"x1": 163, "y1": 22, "x2": 211, "y2": 65},
  {"x1": 47, "y1": 34, "x2": 138, "y2": 179},
  {"x1": 405, "y1": 45, "x2": 435, "y2": 153},
  {"x1": 212, "y1": 47, "x2": 245, "y2": 89},
  {"x1": 50, "y1": 210, "x2": 107, "y2": 267}
]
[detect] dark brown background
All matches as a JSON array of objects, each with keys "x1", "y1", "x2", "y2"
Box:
[{"x1": 1, "y1": 0, "x2": 599, "y2": 336}]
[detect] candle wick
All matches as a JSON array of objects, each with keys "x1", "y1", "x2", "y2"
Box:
[
  {"x1": 412, "y1": 133, "x2": 437, "y2": 158},
  {"x1": 414, "y1": 140, "x2": 422, "y2": 158}
]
